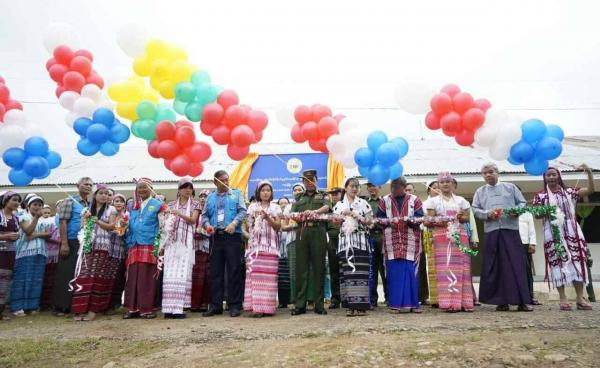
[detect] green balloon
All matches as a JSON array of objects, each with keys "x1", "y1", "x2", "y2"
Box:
[
  {"x1": 137, "y1": 119, "x2": 157, "y2": 141},
  {"x1": 136, "y1": 101, "x2": 157, "y2": 120},
  {"x1": 131, "y1": 122, "x2": 141, "y2": 138},
  {"x1": 175, "y1": 82, "x2": 196, "y2": 103},
  {"x1": 191, "y1": 70, "x2": 211, "y2": 86},
  {"x1": 184, "y1": 102, "x2": 203, "y2": 122},
  {"x1": 155, "y1": 104, "x2": 177, "y2": 122},
  {"x1": 173, "y1": 100, "x2": 187, "y2": 115}
]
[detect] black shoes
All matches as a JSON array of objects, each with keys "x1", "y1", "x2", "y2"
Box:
[
  {"x1": 229, "y1": 309, "x2": 241, "y2": 317},
  {"x1": 328, "y1": 302, "x2": 340, "y2": 309},
  {"x1": 202, "y1": 308, "x2": 223, "y2": 317},
  {"x1": 314, "y1": 308, "x2": 327, "y2": 315},
  {"x1": 291, "y1": 308, "x2": 306, "y2": 316}
]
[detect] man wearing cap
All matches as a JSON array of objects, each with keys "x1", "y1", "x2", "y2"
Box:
[
  {"x1": 291, "y1": 169, "x2": 331, "y2": 315},
  {"x1": 366, "y1": 182, "x2": 387, "y2": 307},
  {"x1": 201, "y1": 170, "x2": 247, "y2": 317},
  {"x1": 52, "y1": 177, "x2": 93, "y2": 316},
  {"x1": 326, "y1": 187, "x2": 342, "y2": 309}
]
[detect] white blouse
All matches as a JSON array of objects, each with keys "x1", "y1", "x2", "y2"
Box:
[{"x1": 333, "y1": 196, "x2": 372, "y2": 253}]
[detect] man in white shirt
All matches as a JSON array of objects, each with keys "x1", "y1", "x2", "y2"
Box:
[{"x1": 517, "y1": 185, "x2": 541, "y2": 305}]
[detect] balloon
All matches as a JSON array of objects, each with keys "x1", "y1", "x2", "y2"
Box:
[
  {"x1": 367, "y1": 164, "x2": 390, "y2": 186},
  {"x1": 157, "y1": 140, "x2": 180, "y2": 159},
  {"x1": 62, "y1": 71, "x2": 85, "y2": 92},
  {"x1": 22, "y1": 156, "x2": 48, "y2": 178},
  {"x1": 462, "y1": 108, "x2": 485, "y2": 131},
  {"x1": 524, "y1": 157, "x2": 549, "y2": 176},
  {"x1": 2, "y1": 147, "x2": 27, "y2": 168},
  {"x1": 212, "y1": 125, "x2": 231, "y2": 145},
  {"x1": 389, "y1": 162, "x2": 404, "y2": 180},
  {"x1": 184, "y1": 102, "x2": 203, "y2": 122},
  {"x1": 99, "y1": 141, "x2": 119, "y2": 156},
  {"x1": 354, "y1": 147, "x2": 375, "y2": 167},
  {"x1": 451, "y1": 92, "x2": 474, "y2": 114},
  {"x1": 455, "y1": 129, "x2": 475, "y2": 146},
  {"x1": 185, "y1": 142, "x2": 212, "y2": 162},
  {"x1": 536, "y1": 136, "x2": 563, "y2": 160},
  {"x1": 173, "y1": 99, "x2": 187, "y2": 115},
  {"x1": 394, "y1": 82, "x2": 436, "y2": 114},
  {"x1": 116, "y1": 23, "x2": 148, "y2": 58},
  {"x1": 317, "y1": 117, "x2": 338, "y2": 137},
  {"x1": 49, "y1": 64, "x2": 69, "y2": 83},
  {"x1": 109, "y1": 123, "x2": 131, "y2": 144},
  {"x1": 424, "y1": 111, "x2": 441, "y2": 130},
  {"x1": 202, "y1": 103, "x2": 225, "y2": 125},
  {"x1": 43, "y1": 23, "x2": 80, "y2": 53},
  {"x1": 545, "y1": 124, "x2": 564, "y2": 142},
  {"x1": 507, "y1": 155, "x2": 520, "y2": 165},
  {"x1": 231, "y1": 125, "x2": 255, "y2": 147},
  {"x1": 3, "y1": 110, "x2": 25, "y2": 125},
  {"x1": 170, "y1": 155, "x2": 191, "y2": 176},
  {"x1": 77, "y1": 138, "x2": 100, "y2": 156},
  {"x1": 45, "y1": 151, "x2": 62, "y2": 169},
  {"x1": 376, "y1": 142, "x2": 400, "y2": 166},
  {"x1": 311, "y1": 104, "x2": 332, "y2": 122},
  {"x1": 247, "y1": 110, "x2": 268, "y2": 133},
  {"x1": 188, "y1": 162, "x2": 204, "y2": 177},
  {"x1": 53, "y1": 45, "x2": 74, "y2": 64},
  {"x1": 227, "y1": 144, "x2": 250, "y2": 161},
  {"x1": 58, "y1": 91, "x2": 79, "y2": 110},
  {"x1": 191, "y1": 70, "x2": 211, "y2": 85},
  {"x1": 291, "y1": 124, "x2": 305, "y2": 143},
  {"x1": 521, "y1": 119, "x2": 547, "y2": 144},
  {"x1": 73, "y1": 117, "x2": 93, "y2": 136},
  {"x1": 275, "y1": 105, "x2": 296, "y2": 128},
  {"x1": 225, "y1": 105, "x2": 248, "y2": 127},
  {"x1": 200, "y1": 120, "x2": 219, "y2": 136},
  {"x1": 439, "y1": 112, "x2": 461, "y2": 136},
  {"x1": 430, "y1": 93, "x2": 452, "y2": 115},
  {"x1": 358, "y1": 165, "x2": 370, "y2": 177},
  {"x1": 92, "y1": 108, "x2": 115, "y2": 126},
  {"x1": 175, "y1": 82, "x2": 196, "y2": 103},
  {"x1": 253, "y1": 131, "x2": 263, "y2": 144},
  {"x1": 85, "y1": 73, "x2": 104, "y2": 89},
  {"x1": 326, "y1": 135, "x2": 345, "y2": 157},
  {"x1": 155, "y1": 121, "x2": 176, "y2": 141},
  {"x1": 509, "y1": 140, "x2": 535, "y2": 164},
  {"x1": 338, "y1": 117, "x2": 358, "y2": 134},
  {"x1": 217, "y1": 90, "x2": 239, "y2": 110},
  {"x1": 4, "y1": 99, "x2": 22, "y2": 111},
  {"x1": 366, "y1": 131, "x2": 388, "y2": 152},
  {"x1": 72, "y1": 97, "x2": 95, "y2": 117},
  {"x1": 489, "y1": 142, "x2": 511, "y2": 161},
  {"x1": 136, "y1": 101, "x2": 157, "y2": 120},
  {"x1": 308, "y1": 138, "x2": 327, "y2": 152},
  {"x1": 389, "y1": 137, "x2": 409, "y2": 158},
  {"x1": 24, "y1": 137, "x2": 49, "y2": 157},
  {"x1": 8, "y1": 169, "x2": 33, "y2": 186},
  {"x1": 440, "y1": 84, "x2": 461, "y2": 97},
  {"x1": 301, "y1": 121, "x2": 319, "y2": 140},
  {"x1": 70, "y1": 56, "x2": 92, "y2": 76},
  {"x1": 65, "y1": 112, "x2": 77, "y2": 129},
  {"x1": 294, "y1": 105, "x2": 312, "y2": 124},
  {"x1": 147, "y1": 140, "x2": 161, "y2": 158},
  {"x1": 86, "y1": 124, "x2": 110, "y2": 144},
  {"x1": 74, "y1": 49, "x2": 93, "y2": 62},
  {"x1": 175, "y1": 126, "x2": 196, "y2": 148},
  {"x1": 474, "y1": 98, "x2": 492, "y2": 112}
]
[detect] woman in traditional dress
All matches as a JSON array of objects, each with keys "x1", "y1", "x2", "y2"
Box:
[
  {"x1": 39, "y1": 204, "x2": 60, "y2": 310},
  {"x1": 533, "y1": 164, "x2": 595, "y2": 311},
  {"x1": 0, "y1": 192, "x2": 21, "y2": 320},
  {"x1": 161, "y1": 178, "x2": 201, "y2": 319},
  {"x1": 244, "y1": 181, "x2": 282, "y2": 317},
  {"x1": 10, "y1": 195, "x2": 50, "y2": 316},
  {"x1": 425, "y1": 172, "x2": 474, "y2": 312},
  {"x1": 110, "y1": 194, "x2": 129, "y2": 309},
  {"x1": 332, "y1": 178, "x2": 373, "y2": 317},
  {"x1": 422, "y1": 181, "x2": 439, "y2": 307},
  {"x1": 71, "y1": 185, "x2": 118, "y2": 321},
  {"x1": 276, "y1": 197, "x2": 291, "y2": 308}
]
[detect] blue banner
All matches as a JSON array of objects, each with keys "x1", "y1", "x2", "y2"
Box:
[{"x1": 248, "y1": 153, "x2": 328, "y2": 200}]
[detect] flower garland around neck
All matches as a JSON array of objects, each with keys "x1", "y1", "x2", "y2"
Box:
[{"x1": 81, "y1": 216, "x2": 95, "y2": 254}]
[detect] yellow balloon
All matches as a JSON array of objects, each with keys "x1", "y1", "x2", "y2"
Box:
[
  {"x1": 133, "y1": 56, "x2": 152, "y2": 77},
  {"x1": 151, "y1": 59, "x2": 171, "y2": 81},
  {"x1": 159, "y1": 80, "x2": 175, "y2": 99},
  {"x1": 171, "y1": 61, "x2": 194, "y2": 82},
  {"x1": 107, "y1": 83, "x2": 123, "y2": 101},
  {"x1": 117, "y1": 102, "x2": 137, "y2": 121},
  {"x1": 145, "y1": 39, "x2": 168, "y2": 60},
  {"x1": 142, "y1": 89, "x2": 160, "y2": 103}
]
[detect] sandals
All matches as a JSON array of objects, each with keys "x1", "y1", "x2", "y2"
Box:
[
  {"x1": 531, "y1": 299, "x2": 542, "y2": 306},
  {"x1": 576, "y1": 302, "x2": 593, "y2": 311},
  {"x1": 346, "y1": 310, "x2": 356, "y2": 317},
  {"x1": 559, "y1": 303, "x2": 572, "y2": 311},
  {"x1": 140, "y1": 312, "x2": 157, "y2": 319},
  {"x1": 12, "y1": 310, "x2": 26, "y2": 317},
  {"x1": 517, "y1": 304, "x2": 533, "y2": 312},
  {"x1": 410, "y1": 308, "x2": 422, "y2": 314},
  {"x1": 122, "y1": 311, "x2": 140, "y2": 319},
  {"x1": 356, "y1": 310, "x2": 367, "y2": 317}
]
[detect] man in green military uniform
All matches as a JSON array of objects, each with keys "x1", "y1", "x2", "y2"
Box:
[
  {"x1": 366, "y1": 182, "x2": 387, "y2": 307},
  {"x1": 291, "y1": 170, "x2": 331, "y2": 315},
  {"x1": 326, "y1": 187, "x2": 343, "y2": 309}
]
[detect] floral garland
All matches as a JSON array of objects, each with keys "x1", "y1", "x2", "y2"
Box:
[
  {"x1": 446, "y1": 221, "x2": 479, "y2": 257},
  {"x1": 501, "y1": 205, "x2": 566, "y2": 260},
  {"x1": 153, "y1": 232, "x2": 161, "y2": 257},
  {"x1": 81, "y1": 217, "x2": 95, "y2": 254},
  {"x1": 281, "y1": 212, "x2": 455, "y2": 225}
]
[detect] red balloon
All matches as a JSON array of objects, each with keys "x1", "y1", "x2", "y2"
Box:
[
  {"x1": 253, "y1": 131, "x2": 263, "y2": 143},
  {"x1": 333, "y1": 114, "x2": 345, "y2": 123},
  {"x1": 462, "y1": 108, "x2": 485, "y2": 131},
  {"x1": 440, "y1": 112, "x2": 462, "y2": 136},
  {"x1": 164, "y1": 159, "x2": 173, "y2": 171},
  {"x1": 45, "y1": 58, "x2": 57, "y2": 71},
  {"x1": 311, "y1": 104, "x2": 332, "y2": 122},
  {"x1": 301, "y1": 121, "x2": 319, "y2": 140},
  {"x1": 217, "y1": 90, "x2": 239, "y2": 110},
  {"x1": 188, "y1": 162, "x2": 204, "y2": 177},
  {"x1": 424, "y1": 111, "x2": 441, "y2": 130},
  {"x1": 0, "y1": 85, "x2": 9, "y2": 102},
  {"x1": 202, "y1": 103, "x2": 225, "y2": 125},
  {"x1": 170, "y1": 155, "x2": 191, "y2": 176},
  {"x1": 70, "y1": 56, "x2": 92, "y2": 76},
  {"x1": 175, "y1": 126, "x2": 196, "y2": 148},
  {"x1": 224, "y1": 105, "x2": 248, "y2": 128},
  {"x1": 455, "y1": 129, "x2": 475, "y2": 146},
  {"x1": 185, "y1": 141, "x2": 212, "y2": 162},
  {"x1": 53, "y1": 45, "x2": 74, "y2": 65},
  {"x1": 86, "y1": 72, "x2": 104, "y2": 89},
  {"x1": 148, "y1": 140, "x2": 161, "y2": 158},
  {"x1": 200, "y1": 119, "x2": 219, "y2": 136},
  {"x1": 294, "y1": 105, "x2": 312, "y2": 124},
  {"x1": 49, "y1": 64, "x2": 69, "y2": 83},
  {"x1": 212, "y1": 125, "x2": 231, "y2": 145},
  {"x1": 55, "y1": 86, "x2": 66, "y2": 98},
  {"x1": 239, "y1": 104, "x2": 252, "y2": 113},
  {"x1": 309, "y1": 138, "x2": 328, "y2": 153},
  {"x1": 74, "y1": 49, "x2": 94, "y2": 62},
  {"x1": 175, "y1": 120, "x2": 194, "y2": 129},
  {"x1": 62, "y1": 71, "x2": 85, "y2": 92},
  {"x1": 155, "y1": 121, "x2": 176, "y2": 141},
  {"x1": 317, "y1": 117, "x2": 338, "y2": 137},
  {"x1": 230, "y1": 125, "x2": 255, "y2": 147},
  {"x1": 440, "y1": 84, "x2": 461, "y2": 97},
  {"x1": 227, "y1": 144, "x2": 250, "y2": 161},
  {"x1": 430, "y1": 93, "x2": 452, "y2": 116},
  {"x1": 157, "y1": 140, "x2": 180, "y2": 159},
  {"x1": 474, "y1": 98, "x2": 491, "y2": 113},
  {"x1": 452, "y1": 92, "x2": 474, "y2": 114},
  {"x1": 0, "y1": 103, "x2": 5, "y2": 122},
  {"x1": 0, "y1": 76, "x2": 3, "y2": 84},
  {"x1": 4, "y1": 99, "x2": 23, "y2": 111},
  {"x1": 247, "y1": 110, "x2": 268, "y2": 133},
  {"x1": 291, "y1": 124, "x2": 305, "y2": 143}
]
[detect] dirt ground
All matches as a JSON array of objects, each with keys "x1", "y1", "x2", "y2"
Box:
[{"x1": 1, "y1": 301, "x2": 599, "y2": 368}]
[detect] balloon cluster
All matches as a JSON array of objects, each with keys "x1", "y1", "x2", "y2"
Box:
[
  {"x1": 508, "y1": 119, "x2": 564, "y2": 175},
  {"x1": 132, "y1": 39, "x2": 196, "y2": 99},
  {"x1": 200, "y1": 90, "x2": 268, "y2": 161},
  {"x1": 290, "y1": 104, "x2": 342, "y2": 152},
  {"x1": 148, "y1": 120, "x2": 212, "y2": 177},
  {"x1": 0, "y1": 76, "x2": 23, "y2": 122},
  {"x1": 173, "y1": 70, "x2": 222, "y2": 122},
  {"x1": 425, "y1": 84, "x2": 491, "y2": 146},
  {"x1": 59, "y1": 84, "x2": 114, "y2": 128},
  {"x1": 46, "y1": 46, "x2": 104, "y2": 97},
  {"x1": 473, "y1": 108, "x2": 522, "y2": 161},
  {"x1": 73, "y1": 108, "x2": 130, "y2": 157},
  {"x1": 2, "y1": 137, "x2": 62, "y2": 186},
  {"x1": 108, "y1": 76, "x2": 160, "y2": 121},
  {"x1": 131, "y1": 101, "x2": 177, "y2": 141},
  {"x1": 354, "y1": 131, "x2": 409, "y2": 185}
]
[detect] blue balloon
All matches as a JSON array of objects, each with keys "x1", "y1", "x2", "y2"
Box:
[
  {"x1": 354, "y1": 147, "x2": 375, "y2": 167},
  {"x1": 509, "y1": 140, "x2": 535, "y2": 164},
  {"x1": 24, "y1": 136, "x2": 49, "y2": 157},
  {"x1": 2, "y1": 147, "x2": 27, "y2": 169},
  {"x1": 376, "y1": 142, "x2": 400, "y2": 167},
  {"x1": 23, "y1": 156, "x2": 49, "y2": 178},
  {"x1": 358, "y1": 165, "x2": 370, "y2": 177},
  {"x1": 367, "y1": 131, "x2": 388, "y2": 152},
  {"x1": 73, "y1": 117, "x2": 93, "y2": 136},
  {"x1": 8, "y1": 169, "x2": 33, "y2": 186},
  {"x1": 191, "y1": 70, "x2": 211, "y2": 86},
  {"x1": 545, "y1": 124, "x2": 564, "y2": 142},
  {"x1": 45, "y1": 151, "x2": 62, "y2": 169},
  {"x1": 36, "y1": 167, "x2": 51, "y2": 179},
  {"x1": 536, "y1": 137, "x2": 562, "y2": 160},
  {"x1": 367, "y1": 164, "x2": 390, "y2": 186},
  {"x1": 521, "y1": 119, "x2": 547, "y2": 144},
  {"x1": 507, "y1": 155, "x2": 520, "y2": 165},
  {"x1": 390, "y1": 137, "x2": 409, "y2": 159},
  {"x1": 92, "y1": 108, "x2": 116, "y2": 126},
  {"x1": 86, "y1": 123, "x2": 110, "y2": 144},
  {"x1": 524, "y1": 157, "x2": 549, "y2": 176},
  {"x1": 109, "y1": 123, "x2": 131, "y2": 144},
  {"x1": 77, "y1": 138, "x2": 100, "y2": 156},
  {"x1": 100, "y1": 141, "x2": 119, "y2": 156},
  {"x1": 389, "y1": 162, "x2": 404, "y2": 180}
]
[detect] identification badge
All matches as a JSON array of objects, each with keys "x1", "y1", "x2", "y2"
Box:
[{"x1": 218, "y1": 209, "x2": 225, "y2": 223}]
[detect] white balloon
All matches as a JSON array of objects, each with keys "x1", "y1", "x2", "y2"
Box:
[
  {"x1": 59, "y1": 91, "x2": 80, "y2": 110},
  {"x1": 497, "y1": 123, "x2": 521, "y2": 146},
  {"x1": 326, "y1": 135, "x2": 345, "y2": 157},
  {"x1": 274, "y1": 105, "x2": 296, "y2": 128},
  {"x1": 65, "y1": 112, "x2": 78, "y2": 128},
  {"x1": 73, "y1": 97, "x2": 97, "y2": 117},
  {"x1": 473, "y1": 126, "x2": 497, "y2": 147},
  {"x1": 80, "y1": 84, "x2": 103, "y2": 103},
  {"x1": 97, "y1": 98, "x2": 116, "y2": 111},
  {"x1": 25, "y1": 124, "x2": 42, "y2": 137},
  {"x1": 117, "y1": 23, "x2": 149, "y2": 58},
  {"x1": 338, "y1": 118, "x2": 359, "y2": 134},
  {"x1": 0, "y1": 125, "x2": 27, "y2": 153},
  {"x1": 489, "y1": 142, "x2": 511, "y2": 161},
  {"x1": 43, "y1": 22, "x2": 80, "y2": 53},
  {"x1": 2, "y1": 109, "x2": 26, "y2": 125},
  {"x1": 394, "y1": 82, "x2": 436, "y2": 115},
  {"x1": 482, "y1": 107, "x2": 509, "y2": 129},
  {"x1": 345, "y1": 129, "x2": 367, "y2": 148},
  {"x1": 338, "y1": 152, "x2": 357, "y2": 169}
]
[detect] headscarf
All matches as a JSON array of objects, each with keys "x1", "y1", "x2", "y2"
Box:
[
  {"x1": 178, "y1": 177, "x2": 194, "y2": 189},
  {"x1": 1, "y1": 190, "x2": 19, "y2": 207},
  {"x1": 437, "y1": 171, "x2": 454, "y2": 182},
  {"x1": 133, "y1": 177, "x2": 154, "y2": 209},
  {"x1": 255, "y1": 180, "x2": 274, "y2": 202},
  {"x1": 113, "y1": 193, "x2": 126, "y2": 203},
  {"x1": 198, "y1": 189, "x2": 210, "y2": 197},
  {"x1": 26, "y1": 195, "x2": 44, "y2": 207}
]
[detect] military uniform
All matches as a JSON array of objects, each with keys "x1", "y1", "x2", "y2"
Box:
[
  {"x1": 367, "y1": 195, "x2": 387, "y2": 305},
  {"x1": 326, "y1": 188, "x2": 342, "y2": 308},
  {"x1": 291, "y1": 170, "x2": 331, "y2": 314}
]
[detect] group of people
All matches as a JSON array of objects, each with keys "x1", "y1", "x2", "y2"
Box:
[{"x1": 0, "y1": 162, "x2": 595, "y2": 321}]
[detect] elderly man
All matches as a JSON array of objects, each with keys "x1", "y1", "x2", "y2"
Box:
[
  {"x1": 472, "y1": 163, "x2": 532, "y2": 311},
  {"x1": 52, "y1": 177, "x2": 93, "y2": 316}
]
